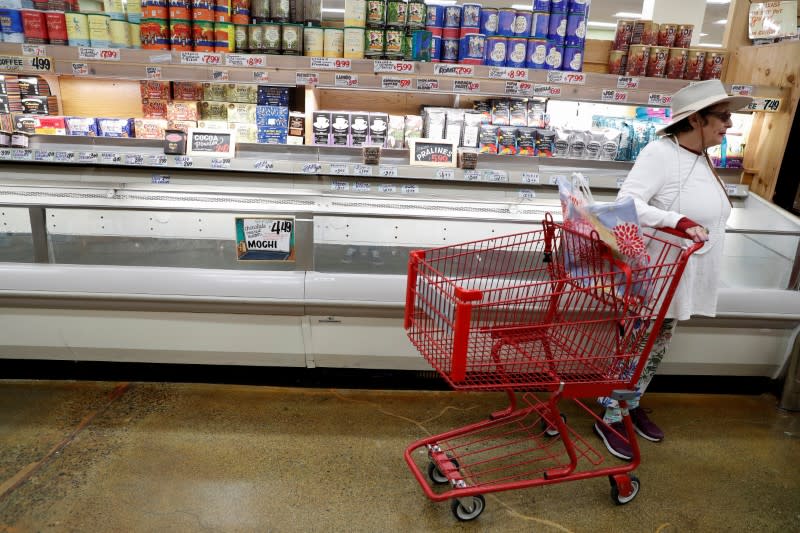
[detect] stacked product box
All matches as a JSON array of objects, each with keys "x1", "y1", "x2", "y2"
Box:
[{"x1": 311, "y1": 110, "x2": 392, "y2": 147}]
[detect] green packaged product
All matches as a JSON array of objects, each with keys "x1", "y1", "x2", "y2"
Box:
[
  {"x1": 386, "y1": 0, "x2": 407, "y2": 28},
  {"x1": 366, "y1": 0, "x2": 385, "y2": 27}
]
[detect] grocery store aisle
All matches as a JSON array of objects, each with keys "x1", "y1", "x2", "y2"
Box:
[{"x1": 0, "y1": 379, "x2": 798, "y2": 532}]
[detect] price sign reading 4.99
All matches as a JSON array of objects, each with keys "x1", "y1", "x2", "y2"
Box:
[{"x1": 235, "y1": 217, "x2": 295, "y2": 262}]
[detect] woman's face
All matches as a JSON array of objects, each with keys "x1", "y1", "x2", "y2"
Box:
[{"x1": 698, "y1": 103, "x2": 733, "y2": 148}]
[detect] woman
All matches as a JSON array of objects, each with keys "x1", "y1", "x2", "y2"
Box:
[{"x1": 594, "y1": 80, "x2": 753, "y2": 460}]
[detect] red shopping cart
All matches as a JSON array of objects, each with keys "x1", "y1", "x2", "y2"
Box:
[{"x1": 403, "y1": 214, "x2": 703, "y2": 521}]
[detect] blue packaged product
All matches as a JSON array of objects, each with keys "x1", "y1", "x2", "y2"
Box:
[
  {"x1": 97, "y1": 118, "x2": 134, "y2": 138},
  {"x1": 484, "y1": 36, "x2": 507, "y2": 66},
  {"x1": 461, "y1": 3, "x2": 481, "y2": 28},
  {"x1": 562, "y1": 45, "x2": 583, "y2": 71},
  {"x1": 506, "y1": 37, "x2": 528, "y2": 68},
  {"x1": 256, "y1": 86, "x2": 290, "y2": 106},
  {"x1": 531, "y1": 11, "x2": 549, "y2": 39},
  {"x1": 411, "y1": 29, "x2": 432, "y2": 61},
  {"x1": 255, "y1": 105, "x2": 289, "y2": 128},
  {"x1": 459, "y1": 33, "x2": 485, "y2": 61},
  {"x1": 547, "y1": 11, "x2": 567, "y2": 44},
  {"x1": 568, "y1": 0, "x2": 588, "y2": 14},
  {"x1": 533, "y1": 0, "x2": 551, "y2": 11},
  {"x1": 526, "y1": 38, "x2": 548, "y2": 69},
  {"x1": 430, "y1": 35, "x2": 441, "y2": 60},
  {"x1": 65, "y1": 117, "x2": 99, "y2": 136},
  {"x1": 497, "y1": 8, "x2": 515, "y2": 37},
  {"x1": 513, "y1": 10, "x2": 532, "y2": 37},
  {"x1": 550, "y1": 0, "x2": 567, "y2": 12},
  {"x1": 425, "y1": 4, "x2": 444, "y2": 27},
  {"x1": 545, "y1": 40, "x2": 563, "y2": 70},
  {"x1": 565, "y1": 12, "x2": 586, "y2": 46},
  {"x1": 479, "y1": 8, "x2": 497, "y2": 36},
  {"x1": 0, "y1": 8, "x2": 23, "y2": 33},
  {"x1": 441, "y1": 37, "x2": 459, "y2": 61},
  {"x1": 443, "y1": 5, "x2": 461, "y2": 28}
]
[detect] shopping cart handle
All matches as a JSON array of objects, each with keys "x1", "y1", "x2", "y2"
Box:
[{"x1": 657, "y1": 227, "x2": 706, "y2": 253}]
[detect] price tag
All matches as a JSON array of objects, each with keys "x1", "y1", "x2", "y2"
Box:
[
  {"x1": 433, "y1": 64, "x2": 475, "y2": 77},
  {"x1": 379, "y1": 184, "x2": 397, "y2": 193},
  {"x1": 100, "y1": 152, "x2": 121, "y2": 164},
  {"x1": 72, "y1": 62, "x2": 90, "y2": 76},
  {"x1": 329, "y1": 162, "x2": 349, "y2": 175},
  {"x1": 254, "y1": 159, "x2": 274, "y2": 170},
  {"x1": 617, "y1": 76, "x2": 640, "y2": 89},
  {"x1": 331, "y1": 180, "x2": 349, "y2": 191},
  {"x1": 731, "y1": 84, "x2": 753, "y2": 96},
  {"x1": 725, "y1": 184, "x2": 737, "y2": 196},
  {"x1": 0, "y1": 148, "x2": 11, "y2": 159},
  {"x1": 225, "y1": 53, "x2": 268, "y2": 68},
  {"x1": 353, "y1": 182, "x2": 370, "y2": 193},
  {"x1": 416, "y1": 78, "x2": 440, "y2": 91},
  {"x1": 125, "y1": 154, "x2": 144, "y2": 165},
  {"x1": 648, "y1": 93, "x2": 673, "y2": 106},
  {"x1": 334, "y1": 73, "x2": 359, "y2": 88},
  {"x1": 489, "y1": 66, "x2": 528, "y2": 80},
  {"x1": 505, "y1": 81, "x2": 533, "y2": 96},
  {"x1": 211, "y1": 69, "x2": 229, "y2": 81},
  {"x1": 746, "y1": 97, "x2": 781, "y2": 113},
  {"x1": 180, "y1": 51, "x2": 223, "y2": 65},
  {"x1": 174, "y1": 155, "x2": 193, "y2": 167},
  {"x1": 534, "y1": 84, "x2": 561, "y2": 97},
  {"x1": 211, "y1": 157, "x2": 231, "y2": 169},
  {"x1": 549, "y1": 174, "x2": 567, "y2": 185},
  {"x1": 11, "y1": 149, "x2": 32, "y2": 161},
  {"x1": 522, "y1": 172, "x2": 540, "y2": 184},
  {"x1": 145, "y1": 66, "x2": 161, "y2": 79},
  {"x1": 353, "y1": 164, "x2": 373, "y2": 176},
  {"x1": 54, "y1": 151, "x2": 74, "y2": 162},
  {"x1": 310, "y1": 57, "x2": 352, "y2": 70},
  {"x1": 77, "y1": 151, "x2": 98, "y2": 164},
  {"x1": 302, "y1": 162, "x2": 322, "y2": 174},
  {"x1": 547, "y1": 71, "x2": 586, "y2": 85},
  {"x1": 21, "y1": 44, "x2": 47, "y2": 56},
  {"x1": 0, "y1": 55, "x2": 52, "y2": 72},
  {"x1": 381, "y1": 76, "x2": 412, "y2": 90},
  {"x1": 152, "y1": 175, "x2": 170, "y2": 184},
  {"x1": 519, "y1": 190, "x2": 536, "y2": 200},
  {"x1": 78, "y1": 47, "x2": 120, "y2": 61},
  {"x1": 402, "y1": 184, "x2": 419, "y2": 194},
  {"x1": 26, "y1": 55, "x2": 53, "y2": 72},
  {"x1": 34, "y1": 150, "x2": 54, "y2": 162},
  {"x1": 373, "y1": 60, "x2": 416, "y2": 73},
  {"x1": 296, "y1": 72, "x2": 319, "y2": 86},
  {"x1": 379, "y1": 165, "x2": 397, "y2": 177},
  {"x1": 253, "y1": 71, "x2": 269, "y2": 82},
  {"x1": 602, "y1": 89, "x2": 628, "y2": 103},
  {"x1": 464, "y1": 170, "x2": 480, "y2": 181},
  {"x1": 148, "y1": 155, "x2": 168, "y2": 166},
  {"x1": 616, "y1": 177, "x2": 626, "y2": 188},
  {"x1": 436, "y1": 168, "x2": 454, "y2": 180},
  {"x1": 482, "y1": 169, "x2": 508, "y2": 183},
  {"x1": 453, "y1": 79, "x2": 481, "y2": 93}
]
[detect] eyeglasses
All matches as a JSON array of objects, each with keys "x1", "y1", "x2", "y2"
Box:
[{"x1": 706, "y1": 110, "x2": 732, "y2": 122}]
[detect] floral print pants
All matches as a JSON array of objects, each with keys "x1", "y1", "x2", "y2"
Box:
[{"x1": 598, "y1": 318, "x2": 678, "y2": 424}]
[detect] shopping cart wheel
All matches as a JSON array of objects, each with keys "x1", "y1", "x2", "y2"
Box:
[
  {"x1": 427, "y1": 458, "x2": 460, "y2": 485},
  {"x1": 451, "y1": 495, "x2": 485, "y2": 521},
  {"x1": 609, "y1": 474, "x2": 640, "y2": 505},
  {"x1": 542, "y1": 414, "x2": 568, "y2": 437}
]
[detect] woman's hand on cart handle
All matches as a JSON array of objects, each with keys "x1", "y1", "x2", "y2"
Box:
[{"x1": 670, "y1": 217, "x2": 709, "y2": 243}]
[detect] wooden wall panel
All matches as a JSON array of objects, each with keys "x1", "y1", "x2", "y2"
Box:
[{"x1": 58, "y1": 77, "x2": 143, "y2": 118}]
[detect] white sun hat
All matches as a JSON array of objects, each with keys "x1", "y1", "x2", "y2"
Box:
[{"x1": 656, "y1": 79, "x2": 753, "y2": 135}]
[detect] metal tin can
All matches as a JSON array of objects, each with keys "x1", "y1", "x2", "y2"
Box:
[
  {"x1": 263, "y1": 22, "x2": 281, "y2": 51},
  {"x1": 130, "y1": 22, "x2": 141, "y2": 47},
  {"x1": 562, "y1": 45, "x2": 583, "y2": 71},
  {"x1": 140, "y1": 18, "x2": 169, "y2": 49},
  {"x1": 550, "y1": 0, "x2": 567, "y2": 12},
  {"x1": 21, "y1": 10, "x2": 48, "y2": 43},
  {"x1": 366, "y1": 0, "x2": 384, "y2": 27},
  {"x1": 303, "y1": 26, "x2": 323, "y2": 55},
  {"x1": 430, "y1": 34, "x2": 441, "y2": 60},
  {"x1": 656, "y1": 23, "x2": 677, "y2": 47},
  {"x1": 426, "y1": 24, "x2": 442, "y2": 37},
  {"x1": 191, "y1": 0, "x2": 214, "y2": 21},
  {"x1": 513, "y1": 10, "x2": 531, "y2": 37},
  {"x1": 459, "y1": 32, "x2": 484, "y2": 60},
  {"x1": 479, "y1": 8, "x2": 497, "y2": 36},
  {"x1": 142, "y1": 4, "x2": 168, "y2": 18},
  {"x1": 631, "y1": 20, "x2": 658, "y2": 46},
  {"x1": 665, "y1": 47, "x2": 688, "y2": 79},
  {"x1": 169, "y1": 18, "x2": 191, "y2": 50},
  {"x1": 104, "y1": 0, "x2": 125, "y2": 18},
  {"x1": 547, "y1": 11, "x2": 566, "y2": 44},
  {"x1": 344, "y1": 0, "x2": 366, "y2": 27},
  {"x1": 425, "y1": 3, "x2": 443, "y2": 27},
  {"x1": 232, "y1": 0, "x2": 249, "y2": 23},
  {"x1": 169, "y1": 5, "x2": 190, "y2": 20},
  {"x1": 213, "y1": 0, "x2": 231, "y2": 23},
  {"x1": 250, "y1": 0, "x2": 269, "y2": 20},
  {"x1": 246, "y1": 23, "x2": 264, "y2": 50},
  {"x1": 533, "y1": 0, "x2": 550, "y2": 11},
  {"x1": 531, "y1": 11, "x2": 549, "y2": 39},
  {"x1": 65, "y1": 12, "x2": 89, "y2": 46},
  {"x1": 684, "y1": 48, "x2": 706, "y2": 81},
  {"x1": 701, "y1": 50, "x2": 726, "y2": 80},
  {"x1": 384, "y1": 27, "x2": 403, "y2": 55},
  {"x1": 441, "y1": 36, "x2": 458, "y2": 61},
  {"x1": 624, "y1": 44, "x2": 648, "y2": 76},
  {"x1": 646, "y1": 45, "x2": 669, "y2": 77},
  {"x1": 214, "y1": 21, "x2": 234, "y2": 52},
  {"x1": 459, "y1": 26, "x2": 477, "y2": 38},
  {"x1": 407, "y1": 1, "x2": 425, "y2": 28},
  {"x1": 234, "y1": 24, "x2": 247, "y2": 50},
  {"x1": 461, "y1": 3, "x2": 481, "y2": 28},
  {"x1": 506, "y1": 37, "x2": 527, "y2": 68},
  {"x1": 674, "y1": 24, "x2": 693, "y2": 49},
  {"x1": 45, "y1": 11, "x2": 68, "y2": 45},
  {"x1": 386, "y1": 1, "x2": 406, "y2": 28},
  {"x1": 109, "y1": 19, "x2": 131, "y2": 48},
  {"x1": 343, "y1": 26, "x2": 365, "y2": 58},
  {"x1": 526, "y1": 38, "x2": 547, "y2": 69},
  {"x1": 607, "y1": 49, "x2": 627, "y2": 75},
  {"x1": 612, "y1": 19, "x2": 634, "y2": 51},
  {"x1": 565, "y1": 12, "x2": 585, "y2": 46},
  {"x1": 281, "y1": 23, "x2": 302, "y2": 55},
  {"x1": 441, "y1": 27, "x2": 458, "y2": 39},
  {"x1": 484, "y1": 35, "x2": 507, "y2": 66},
  {"x1": 88, "y1": 13, "x2": 111, "y2": 47},
  {"x1": 496, "y1": 8, "x2": 515, "y2": 37},
  {"x1": 323, "y1": 27, "x2": 343, "y2": 57},
  {"x1": 127, "y1": 0, "x2": 143, "y2": 22},
  {"x1": 192, "y1": 19, "x2": 215, "y2": 50},
  {"x1": 443, "y1": 5, "x2": 461, "y2": 28},
  {"x1": 269, "y1": 0, "x2": 289, "y2": 21},
  {"x1": 567, "y1": 0, "x2": 587, "y2": 14},
  {"x1": 545, "y1": 40, "x2": 563, "y2": 69},
  {"x1": 365, "y1": 27, "x2": 384, "y2": 56}
]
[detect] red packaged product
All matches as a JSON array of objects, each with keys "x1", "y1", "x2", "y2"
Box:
[
  {"x1": 44, "y1": 11, "x2": 67, "y2": 45},
  {"x1": 21, "y1": 10, "x2": 48, "y2": 44},
  {"x1": 140, "y1": 80, "x2": 171, "y2": 100}
]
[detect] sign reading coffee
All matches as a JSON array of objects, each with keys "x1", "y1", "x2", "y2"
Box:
[{"x1": 408, "y1": 139, "x2": 457, "y2": 167}]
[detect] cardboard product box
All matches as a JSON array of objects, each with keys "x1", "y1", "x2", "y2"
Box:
[
  {"x1": 226, "y1": 83, "x2": 258, "y2": 104},
  {"x1": 134, "y1": 118, "x2": 168, "y2": 139},
  {"x1": 287, "y1": 135, "x2": 304, "y2": 145},
  {"x1": 257, "y1": 127, "x2": 288, "y2": 144},
  {"x1": 199, "y1": 101, "x2": 228, "y2": 121},
  {"x1": 172, "y1": 82, "x2": 204, "y2": 101},
  {"x1": 509, "y1": 99, "x2": 528, "y2": 127},
  {"x1": 311, "y1": 111, "x2": 331, "y2": 145},
  {"x1": 65, "y1": 117, "x2": 98, "y2": 136},
  {"x1": 0, "y1": 94, "x2": 9, "y2": 115},
  {"x1": 288, "y1": 112, "x2": 305, "y2": 138},
  {"x1": 230, "y1": 123, "x2": 258, "y2": 143},
  {"x1": 196, "y1": 120, "x2": 228, "y2": 130},
  {"x1": 20, "y1": 96, "x2": 48, "y2": 115},
  {"x1": 385, "y1": 115, "x2": 405, "y2": 149},
  {"x1": 368, "y1": 113, "x2": 388, "y2": 147},
  {"x1": 167, "y1": 101, "x2": 199, "y2": 121},
  {"x1": 18, "y1": 77, "x2": 42, "y2": 97},
  {"x1": 257, "y1": 85, "x2": 290, "y2": 106},
  {"x1": 97, "y1": 118, "x2": 135, "y2": 138},
  {"x1": 140, "y1": 80, "x2": 171, "y2": 100},
  {"x1": 202, "y1": 83, "x2": 228, "y2": 102},
  {"x1": 330, "y1": 112, "x2": 350, "y2": 146},
  {"x1": 350, "y1": 112, "x2": 370, "y2": 147},
  {"x1": 33, "y1": 116, "x2": 66, "y2": 135},
  {"x1": 461, "y1": 112, "x2": 483, "y2": 148},
  {"x1": 142, "y1": 99, "x2": 169, "y2": 119},
  {"x1": 404, "y1": 115, "x2": 423, "y2": 148},
  {"x1": 226, "y1": 103, "x2": 257, "y2": 123},
  {"x1": 491, "y1": 99, "x2": 511, "y2": 126},
  {"x1": 13, "y1": 114, "x2": 37, "y2": 133},
  {"x1": 255, "y1": 105, "x2": 289, "y2": 128},
  {"x1": 167, "y1": 120, "x2": 197, "y2": 133}
]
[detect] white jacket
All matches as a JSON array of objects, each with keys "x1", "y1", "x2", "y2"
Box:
[{"x1": 619, "y1": 136, "x2": 731, "y2": 320}]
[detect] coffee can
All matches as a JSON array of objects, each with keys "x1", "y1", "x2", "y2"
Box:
[
  {"x1": 567, "y1": 0, "x2": 588, "y2": 14},
  {"x1": 545, "y1": 40, "x2": 563, "y2": 70},
  {"x1": 565, "y1": 12, "x2": 585, "y2": 46},
  {"x1": 386, "y1": 1, "x2": 407, "y2": 28},
  {"x1": 66, "y1": 12, "x2": 90, "y2": 46},
  {"x1": 684, "y1": 48, "x2": 706, "y2": 80},
  {"x1": 550, "y1": 0, "x2": 567, "y2": 12},
  {"x1": 506, "y1": 37, "x2": 528, "y2": 68},
  {"x1": 234, "y1": 23, "x2": 247, "y2": 50},
  {"x1": 246, "y1": 23, "x2": 264, "y2": 50},
  {"x1": 674, "y1": 24, "x2": 693, "y2": 49},
  {"x1": 22, "y1": 10, "x2": 48, "y2": 43},
  {"x1": 665, "y1": 47, "x2": 688, "y2": 79},
  {"x1": 701, "y1": 50, "x2": 727, "y2": 80},
  {"x1": 533, "y1": 0, "x2": 550, "y2": 11},
  {"x1": 130, "y1": 22, "x2": 141, "y2": 47},
  {"x1": 214, "y1": 21, "x2": 234, "y2": 52},
  {"x1": 657, "y1": 23, "x2": 677, "y2": 47},
  {"x1": 343, "y1": 26, "x2": 365, "y2": 58},
  {"x1": 303, "y1": 26, "x2": 323, "y2": 55},
  {"x1": 461, "y1": 3, "x2": 481, "y2": 28},
  {"x1": 344, "y1": 0, "x2": 366, "y2": 27},
  {"x1": 425, "y1": 3, "x2": 444, "y2": 27},
  {"x1": 531, "y1": 11, "x2": 549, "y2": 39},
  {"x1": 430, "y1": 34, "x2": 441, "y2": 60},
  {"x1": 110, "y1": 19, "x2": 131, "y2": 47},
  {"x1": 513, "y1": 9, "x2": 531, "y2": 37},
  {"x1": 44, "y1": 10, "x2": 68, "y2": 45},
  {"x1": 364, "y1": 26, "x2": 384, "y2": 56},
  {"x1": 88, "y1": 12, "x2": 111, "y2": 47},
  {"x1": 646, "y1": 45, "x2": 669, "y2": 77},
  {"x1": 608, "y1": 49, "x2": 627, "y2": 75},
  {"x1": 231, "y1": 0, "x2": 249, "y2": 23},
  {"x1": 140, "y1": 18, "x2": 169, "y2": 49},
  {"x1": 526, "y1": 37, "x2": 548, "y2": 69},
  {"x1": 459, "y1": 26, "x2": 477, "y2": 38},
  {"x1": 443, "y1": 5, "x2": 461, "y2": 28},
  {"x1": 263, "y1": 22, "x2": 281, "y2": 51},
  {"x1": 624, "y1": 44, "x2": 649, "y2": 76},
  {"x1": 484, "y1": 35, "x2": 507, "y2": 66},
  {"x1": 612, "y1": 19, "x2": 634, "y2": 51},
  {"x1": 547, "y1": 10, "x2": 566, "y2": 44},
  {"x1": 323, "y1": 27, "x2": 343, "y2": 57},
  {"x1": 497, "y1": 8, "x2": 515, "y2": 37},
  {"x1": 192, "y1": 19, "x2": 214, "y2": 50},
  {"x1": 480, "y1": 8, "x2": 497, "y2": 36},
  {"x1": 459, "y1": 31, "x2": 485, "y2": 60},
  {"x1": 563, "y1": 45, "x2": 583, "y2": 71},
  {"x1": 281, "y1": 22, "x2": 302, "y2": 55},
  {"x1": 631, "y1": 20, "x2": 658, "y2": 46},
  {"x1": 441, "y1": 36, "x2": 459, "y2": 61},
  {"x1": 169, "y1": 18, "x2": 191, "y2": 50}
]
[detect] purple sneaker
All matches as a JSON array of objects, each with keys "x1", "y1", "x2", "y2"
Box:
[
  {"x1": 630, "y1": 407, "x2": 664, "y2": 442},
  {"x1": 594, "y1": 421, "x2": 633, "y2": 461}
]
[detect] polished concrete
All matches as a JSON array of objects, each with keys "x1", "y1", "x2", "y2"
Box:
[{"x1": 0, "y1": 380, "x2": 798, "y2": 532}]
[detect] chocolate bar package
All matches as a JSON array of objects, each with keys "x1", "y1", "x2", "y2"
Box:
[
  {"x1": 350, "y1": 112, "x2": 370, "y2": 147},
  {"x1": 461, "y1": 112, "x2": 483, "y2": 148},
  {"x1": 256, "y1": 105, "x2": 289, "y2": 128},
  {"x1": 491, "y1": 99, "x2": 510, "y2": 126},
  {"x1": 19, "y1": 77, "x2": 42, "y2": 97},
  {"x1": 479, "y1": 124, "x2": 499, "y2": 154},
  {"x1": 331, "y1": 112, "x2": 351, "y2": 146},
  {"x1": 21, "y1": 96, "x2": 48, "y2": 115},
  {"x1": 404, "y1": 115, "x2": 423, "y2": 148},
  {"x1": 172, "y1": 81, "x2": 203, "y2": 101},
  {"x1": 516, "y1": 127, "x2": 536, "y2": 156},
  {"x1": 472, "y1": 100, "x2": 492, "y2": 124},
  {"x1": 197, "y1": 120, "x2": 228, "y2": 130},
  {"x1": 13, "y1": 114, "x2": 37, "y2": 134},
  {"x1": 311, "y1": 111, "x2": 331, "y2": 145},
  {"x1": 288, "y1": 112, "x2": 305, "y2": 138},
  {"x1": 202, "y1": 83, "x2": 228, "y2": 102},
  {"x1": 166, "y1": 101, "x2": 198, "y2": 121},
  {"x1": 166, "y1": 120, "x2": 197, "y2": 133},
  {"x1": 140, "y1": 80, "x2": 170, "y2": 100},
  {"x1": 142, "y1": 99, "x2": 169, "y2": 119},
  {"x1": 0, "y1": 95, "x2": 8, "y2": 115},
  {"x1": 226, "y1": 83, "x2": 258, "y2": 104},
  {"x1": 535, "y1": 128, "x2": 555, "y2": 157},
  {"x1": 133, "y1": 118, "x2": 168, "y2": 139},
  {"x1": 509, "y1": 99, "x2": 528, "y2": 127},
  {"x1": 199, "y1": 101, "x2": 229, "y2": 121},
  {"x1": 497, "y1": 126, "x2": 517, "y2": 155},
  {"x1": 226, "y1": 103, "x2": 257, "y2": 123},
  {"x1": 368, "y1": 113, "x2": 389, "y2": 147},
  {"x1": 231, "y1": 123, "x2": 258, "y2": 143},
  {"x1": 257, "y1": 85, "x2": 290, "y2": 106},
  {"x1": 527, "y1": 100, "x2": 548, "y2": 128},
  {"x1": 97, "y1": 118, "x2": 135, "y2": 137},
  {"x1": 34, "y1": 116, "x2": 66, "y2": 135},
  {"x1": 65, "y1": 117, "x2": 99, "y2": 136},
  {"x1": 386, "y1": 115, "x2": 405, "y2": 149}
]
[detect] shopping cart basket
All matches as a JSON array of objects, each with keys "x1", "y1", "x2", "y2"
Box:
[{"x1": 403, "y1": 214, "x2": 703, "y2": 520}]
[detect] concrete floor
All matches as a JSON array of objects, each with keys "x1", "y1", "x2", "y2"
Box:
[{"x1": 0, "y1": 380, "x2": 799, "y2": 532}]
